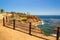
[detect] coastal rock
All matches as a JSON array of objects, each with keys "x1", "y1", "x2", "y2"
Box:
[{"x1": 4, "y1": 13, "x2": 42, "y2": 33}]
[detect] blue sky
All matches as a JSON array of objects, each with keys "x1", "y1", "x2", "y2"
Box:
[{"x1": 0, "y1": 0, "x2": 60, "y2": 15}]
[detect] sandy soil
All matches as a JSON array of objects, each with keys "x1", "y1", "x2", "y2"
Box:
[{"x1": 0, "y1": 20, "x2": 44, "y2": 40}]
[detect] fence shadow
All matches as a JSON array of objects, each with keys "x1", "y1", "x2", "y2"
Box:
[{"x1": 4, "y1": 25, "x2": 48, "y2": 40}]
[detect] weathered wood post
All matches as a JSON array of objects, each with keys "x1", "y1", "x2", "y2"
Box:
[
  {"x1": 3, "y1": 17, "x2": 5, "y2": 26},
  {"x1": 13, "y1": 19, "x2": 15, "y2": 30},
  {"x1": 56, "y1": 27, "x2": 60, "y2": 40},
  {"x1": 6, "y1": 16, "x2": 8, "y2": 22},
  {"x1": 29, "y1": 22, "x2": 31, "y2": 35}
]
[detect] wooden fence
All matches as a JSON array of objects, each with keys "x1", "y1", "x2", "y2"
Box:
[{"x1": 3, "y1": 16, "x2": 60, "y2": 40}]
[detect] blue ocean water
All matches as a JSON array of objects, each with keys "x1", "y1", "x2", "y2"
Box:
[
  {"x1": 38, "y1": 15, "x2": 60, "y2": 24},
  {"x1": 38, "y1": 15, "x2": 60, "y2": 19},
  {"x1": 37, "y1": 15, "x2": 60, "y2": 36}
]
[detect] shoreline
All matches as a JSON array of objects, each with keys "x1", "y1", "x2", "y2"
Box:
[{"x1": 0, "y1": 13, "x2": 60, "y2": 40}]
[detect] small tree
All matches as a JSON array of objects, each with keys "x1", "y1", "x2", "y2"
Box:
[{"x1": 1, "y1": 9, "x2": 4, "y2": 13}]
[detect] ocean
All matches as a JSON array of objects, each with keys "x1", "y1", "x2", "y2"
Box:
[
  {"x1": 38, "y1": 15, "x2": 60, "y2": 24},
  {"x1": 37, "y1": 15, "x2": 60, "y2": 36}
]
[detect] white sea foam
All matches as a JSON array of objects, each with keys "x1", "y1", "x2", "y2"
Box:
[
  {"x1": 34, "y1": 20, "x2": 44, "y2": 26},
  {"x1": 51, "y1": 34, "x2": 57, "y2": 36},
  {"x1": 41, "y1": 20, "x2": 44, "y2": 25}
]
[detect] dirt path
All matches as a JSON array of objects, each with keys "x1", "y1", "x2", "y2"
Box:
[{"x1": 0, "y1": 20, "x2": 44, "y2": 40}]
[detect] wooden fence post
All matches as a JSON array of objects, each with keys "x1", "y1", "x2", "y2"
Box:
[
  {"x1": 6, "y1": 16, "x2": 8, "y2": 22},
  {"x1": 29, "y1": 22, "x2": 31, "y2": 35},
  {"x1": 56, "y1": 27, "x2": 60, "y2": 40},
  {"x1": 13, "y1": 19, "x2": 15, "y2": 30},
  {"x1": 3, "y1": 17, "x2": 5, "y2": 26}
]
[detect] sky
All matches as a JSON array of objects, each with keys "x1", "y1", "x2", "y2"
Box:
[{"x1": 0, "y1": 0, "x2": 60, "y2": 15}]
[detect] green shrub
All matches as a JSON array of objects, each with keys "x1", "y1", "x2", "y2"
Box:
[{"x1": 21, "y1": 19, "x2": 27, "y2": 21}]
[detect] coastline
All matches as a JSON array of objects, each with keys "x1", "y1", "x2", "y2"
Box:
[{"x1": 0, "y1": 13, "x2": 60, "y2": 40}]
